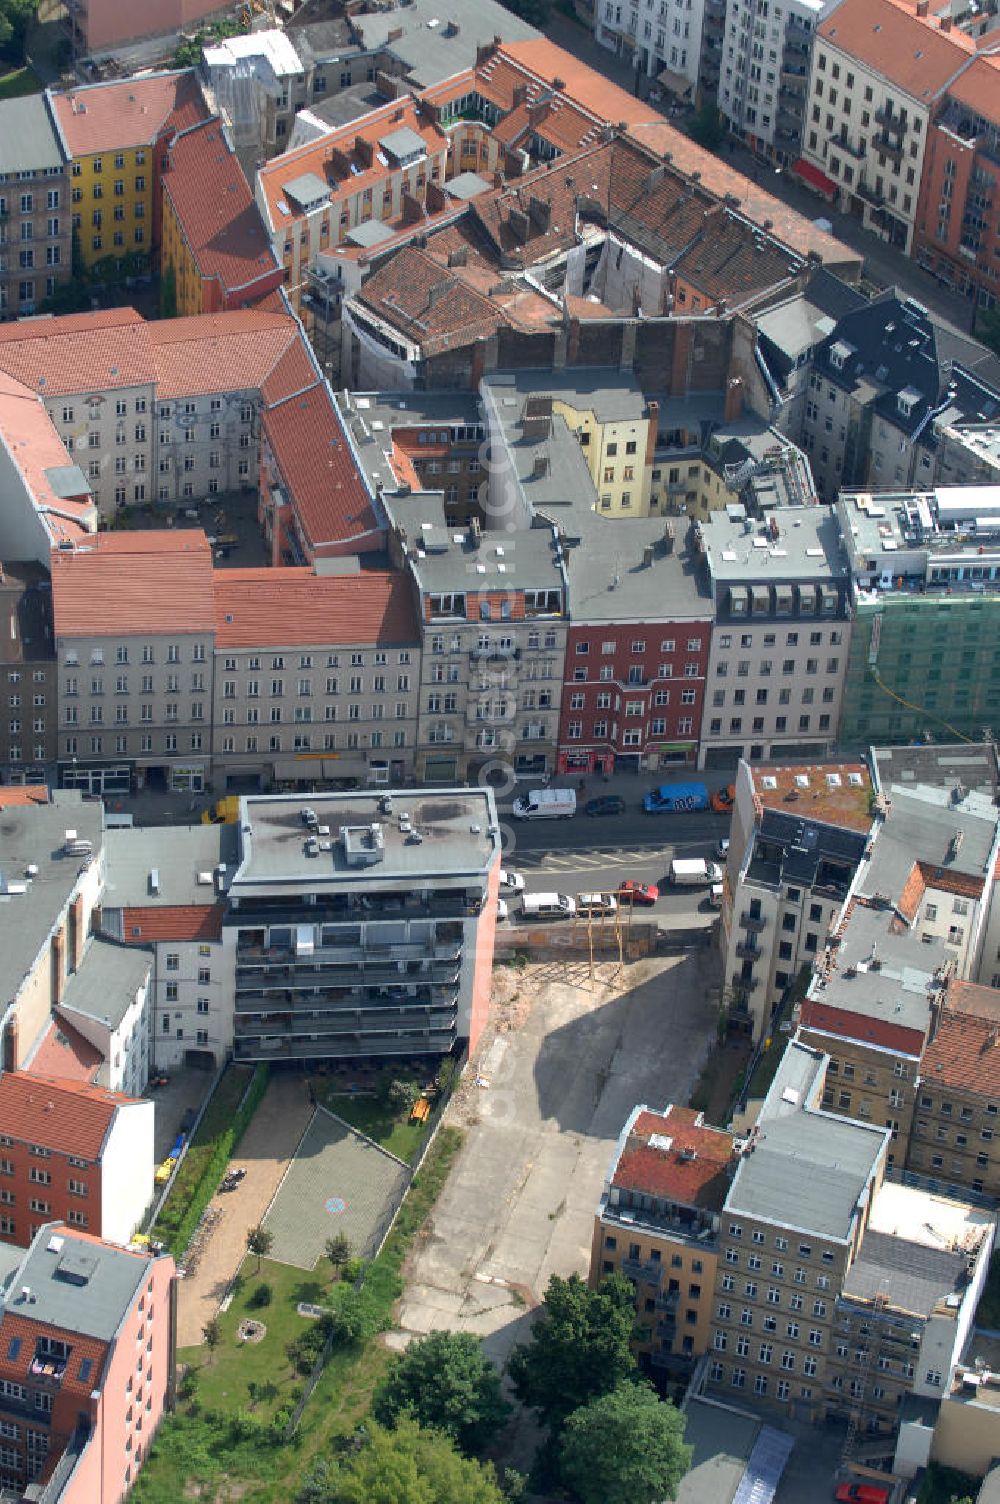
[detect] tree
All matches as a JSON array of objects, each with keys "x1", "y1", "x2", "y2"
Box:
[
  {"x1": 559, "y1": 1383, "x2": 692, "y2": 1504},
  {"x1": 246, "y1": 1224, "x2": 273, "y2": 1273},
  {"x1": 0, "y1": 0, "x2": 38, "y2": 66},
  {"x1": 325, "y1": 1233, "x2": 353, "y2": 1278},
  {"x1": 202, "y1": 1316, "x2": 222, "y2": 1365},
  {"x1": 388, "y1": 1077, "x2": 420, "y2": 1113},
  {"x1": 320, "y1": 1416, "x2": 506, "y2": 1504},
  {"x1": 507, "y1": 1272, "x2": 637, "y2": 1429},
  {"x1": 372, "y1": 1330, "x2": 510, "y2": 1456},
  {"x1": 687, "y1": 103, "x2": 725, "y2": 152}
]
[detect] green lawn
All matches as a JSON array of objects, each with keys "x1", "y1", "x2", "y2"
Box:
[
  {"x1": 153, "y1": 1065, "x2": 256, "y2": 1249},
  {"x1": 316, "y1": 1081, "x2": 432, "y2": 1164},
  {"x1": 135, "y1": 1127, "x2": 464, "y2": 1504},
  {"x1": 0, "y1": 67, "x2": 40, "y2": 100}
]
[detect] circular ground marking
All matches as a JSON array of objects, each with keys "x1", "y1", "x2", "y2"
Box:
[{"x1": 325, "y1": 1196, "x2": 347, "y2": 1216}]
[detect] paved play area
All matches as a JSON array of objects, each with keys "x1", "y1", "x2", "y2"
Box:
[{"x1": 262, "y1": 1108, "x2": 411, "y2": 1270}]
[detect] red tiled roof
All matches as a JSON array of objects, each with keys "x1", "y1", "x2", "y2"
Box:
[
  {"x1": 819, "y1": 0, "x2": 973, "y2": 102},
  {"x1": 52, "y1": 70, "x2": 210, "y2": 154},
  {"x1": 163, "y1": 120, "x2": 280, "y2": 297},
  {"x1": 0, "y1": 1072, "x2": 135, "y2": 1159},
  {"x1": 946, "y1": 56, "x2": 1000, "y2": 124},
  {"x1": 943, "y1": 978, "x2": 1000, "y2": 1023},
  {"x1": 0, "y1": 786, "x2": 49, "y2": 808},
  {"x1": 0, "y1": 371, "x2": 95, "y2": 546},
  {"x1": 29, "y1": 1019, "x2": 102, "y2": 1086},
  {"x1": 488, "y1": 40, "x2": 660, "y2": 131},
  {"x1": 922, "y1": 1003, "x2": 1000, "y2": 1096},
  {"x1": 214, "y1": 567, "x2": 419, "y2": 648},
  {"x1": 0, "y1": 309, "x2": 154, "y2": 397},
  {"x1": 357, "y1": 244, "x2": 509, "y2": 355},
  {"x1": 262, "y1": 386, "x2": 381, "y2": 554},
  {"x1": 121, "y1": 906, "x2": 223, "y2": 943},
  {"x1": 50, "y1": 531, "x2": 215, "y2": 638},
  {"x1": 799, "y1": 998, "x2": 925, "y2": 1055},
  {"x1": 147, "y1": 310, "x2": 305, "y2": 399},
  {"x1": 611, "y1": 1105, "x2": 733, "y2": 1210}
]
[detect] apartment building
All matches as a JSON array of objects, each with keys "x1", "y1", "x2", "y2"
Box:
[
  {"x1": 0, "y1": 1226, "x2": 175, "y2": 1502},
  {"x1": 0, "y1": 564, "x2": 58, "y2": 789},
  {"x1": 337, "y1": 390, "x2": 486, "y2": 530},
  {"x1": 706, "y1": 1039, "x2": 891, "y2": 1422},
  {"x1": 51, "y1": 72, "x2": 211, "y2": 277},
  {"x1": 801, "y1": 0, "x2": 973, "y2": 254},
  {"x1": 222, "y1": 788, "x2": 501, "y2": 1063},
  {"x1": 594, "y1": 0, "x2": 707, "y2": 97},
  {"x1": 0, "y1": 1073, "x2": 152, "y2": 1249},
  {"x1": 50, "y1": 531, "x2": 216, "y2": 797},
  {"x1": 0, "y1": 792, "x2": 104, "y2": 1075},
  {"x1": 718, "y1": 0, "x2": 824, "y2": 164},
  {"x1": 0, "y1": 94, "x2": 71, "y2": 320},
  {"x1": 837, "y1": 486, "x2": 1000, "y2": 746},
  {"x1": 590, "y1": 1105, "x2": 735, "y2": 1374},
  {"x1": 915, "y1": 56, "x2": 1000, "y2": 311},
  {"x1": 908, "y1": 980, "x2": 1000, "y2": 1200},
  {"x1": 210, "y1": 567, "x2": 422, "y2": 789},
  {"x1": 721, "y1": 760, "x2": 872, "y2": 1041},
  {"x1": 0, "y1": 369, "x2": 95, "y2": 566},
  {"x1": 160, "y1": 119, "x2": 283, "y2": 316},
  {"x1": 100, "y1": 823, "x2": 232, "y2": 1073},
  {"x1": 693, "y1": 505, "x2": 851, "y2": 769}
]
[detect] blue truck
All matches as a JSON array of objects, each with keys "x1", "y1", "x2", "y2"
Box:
[{"x1": 642, "y1": 780, "x2": 710, "y2": 814}]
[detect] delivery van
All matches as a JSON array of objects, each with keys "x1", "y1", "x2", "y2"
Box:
[
  {"x1": 512, "y1": 788, "x2": 576, "y2": 821},
  {"x1": 521, "y1": 892, "x2": 575, "y2": 920},
  {"x1": 669, "y1": 858, "x2": 723, "y2": 887},
  {"x1": 643, "y1": 780, "x2": 710, "y2": 814}
]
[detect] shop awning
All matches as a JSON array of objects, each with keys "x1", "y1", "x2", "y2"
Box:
[
  {"x1": 656, "y1": 67, "x2": 693, "y2": 98},
  {"x1": 791, "y1": 158, "x2": 837, "y2": 198}
]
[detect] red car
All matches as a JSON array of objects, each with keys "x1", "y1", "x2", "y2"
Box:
[
  {"x1": 617, "y1": 880, "x2": 659, "y2": 906},
  {"x1": 835, "y1": 1483, "x2": 891, "y2": 1504}
]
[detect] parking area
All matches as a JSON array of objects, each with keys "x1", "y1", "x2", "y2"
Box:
[
  {"x1": 262, "y1": 1107, "x2": 410, "y2": 1270},
  {"x1": 148, "y1": 1067, "x2": 215, "y2": 1162},
  {"x1": 396, "y1": 950, "x2": 720, "y2": 1366}
]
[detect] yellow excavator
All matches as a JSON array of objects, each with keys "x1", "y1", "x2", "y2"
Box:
[{"x1": 200, "y1": 796, "x2": 241, "y2": 826}]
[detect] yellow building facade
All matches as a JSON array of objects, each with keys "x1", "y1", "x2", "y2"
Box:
[{"x1": 70, "y1": 145, "x2": 152, "y2": 272}]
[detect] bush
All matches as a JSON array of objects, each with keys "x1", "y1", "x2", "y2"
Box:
[
  {"x1": 248, "y1": 1283, "x2": 272, "y2": 1309},
  {"x1": 340, "y1": 1256, "x2": 366, "y2": 1285},
  {"x1": 285, "y1": 1315, "x2": 335, "y2": 1376}
]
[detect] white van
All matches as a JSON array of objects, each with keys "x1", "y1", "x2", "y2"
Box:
[
  {"x1": 511, "y1": 788, "x2": 576, "y2": 821},
  {"x1": 669, "y1": 858, "x2": 723, "y2": 887},
  {"x1": 708, "y1": 883, "x2": 724, "y2": 909},
  {"x1": 521, "y1": 892, "x2": 575, "y2": 920},
  {"x1": 578, "y1": 892, "x2": 618, "y2": 917}
]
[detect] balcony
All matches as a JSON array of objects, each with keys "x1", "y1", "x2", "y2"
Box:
[
  {"x1": 656, "y1": 1288, "x2": 680, "y2": 1314},
  {"x1": 471, "y1": 646, "x2": 520, "y2": 662},
  {"x1": 856, "y1": 178, "x2": 884, "y2": 206},
  {"x1": 233, "y1": 1030, "x2": 456, "y2": 1061},
  {"x1": 837, "y1": 136, "x2": 866, "y2": 162},
  {"x1": 735, "y1": 940, "x2": 761, "y2": 960},
  {"x1": 739, "y1": 911, "x2": 767, "y2": 932},
  {"x1": 872, "y1": 132, "x2": 903, "y2": 164},
  {"x1": 874, "y1": 105, "x2": 906, "y2": 134},
  {"x1": 621, "y1": 1256, "x2": 663, "y2": 1286}
]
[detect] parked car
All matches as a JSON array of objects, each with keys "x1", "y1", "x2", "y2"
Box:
[
  {"x1": 499, "y1": 869, "x2": 525, "y2": 894},
  {"x1": 522, "y1": 892, "x2": 576, "y2": 920},
  {"x1": 643, "y1": 781, "x2": 710, "y2": 813},
  {"x1": 834, "y1": 1484, "x2": 891, "y2": 1504},
  {"x1": 497, "y1": 897, "x2": 509, "y2": 922},
  {"x1": 617, "y1": 880, "x2": 659, "y2": 906},
  {"x1": 584, "y1": 795, "x2": 626, "y2": 818},
  {"x1": 710, "y1": 784, "x2": 735, "y2": 813},
  {"x1": 577, "y1": 892, "x2": 618, "y2": 917},
  {"x1": 715, "y1": 837, "x2": 731, "y2": 859}
]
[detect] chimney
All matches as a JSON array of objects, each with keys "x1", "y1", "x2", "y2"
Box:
[
  {"x1": 71, "y1": 893, "x2": 85, "y2": 971},
  {"x1": 916, "y1": 0, "x2": 928, "y2": 13},
  {"x1": 528, "y1": 196, "x2": 551, "y2": 233},
  {"x1": 645, "y1": 398, "x2": 659, "y2": 468},
  {"x1": 3, "y1": 1013, "x2": 16, "y2": 1073},
  {"x1": 354, "y1": 136, "x2": 374, "y2": 169},
  {"x1": 532, "y1": 454, "x2": 550, "y2": 478},
  {"x1": 513, "y1": 83, "x2": 528, "y2": 107},
  {"x1": 51, "y1": 929, "x2": 65, "y2": 1006},
  {"x1": 724, "y1": 376, "x2": 744, "y2": 423},
  {"x1": 387, "y1": 25, "x2": 403, "y2": 42},
  {"x1": 940, "y1": 13, "x2": 952, "y2": 28}
]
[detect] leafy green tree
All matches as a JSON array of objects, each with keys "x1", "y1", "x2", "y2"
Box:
[
  {"x1": 329, "y1": 1282, "x2": 383, "y2": 1345},
  {"x1": 559, "y1": 1383, "x2": 692, "y2": 1504},
  {"x1": 506, "y1": 1272, "x2": 638, "y2": 1429},
  {"x1": 687, "y1": 103, "x2": 725, "y2": 152},
  {"x1": 325, "y1": 1233, "x2": 353, "y2": 1278},
  {"x1": 202, "y1": 1315, "x2": 222, "y2": 1364},
  {"x1": 246, "y1": 1224, "x2": 273, "y2": 1273},
  {"x1": 0, "y1": 0, "x2": 38, "y2": 66},
  {"x1": 372, "y1": 1330, "x2": 510, "y2": 1455},
  {"x1": 321, "y1": 1416, "x2": 506, "y2": 1503},
  {"x1": 388, "y1": 1077, "x2": 421, "y2": 1112}
]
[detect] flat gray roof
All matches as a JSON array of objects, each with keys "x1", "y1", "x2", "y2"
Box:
[
  {"x1": 863, "y1": 783, "x2": 997, "y2": 897},
  {"x1": 344, "y1": 218, "x2": 395, "y2": 248},
  {"x1": 726, "y1": 1041, "x2": 888, "y2": 1242},
  {"x1": 0, "y1": 95, "x2": 66, "y2": 174},
  {"x1": 1, "y1": 1225, "x2": 148, "y2": 1341},
  {"x1": 676, "y1": 1399, "x2": 761, "y2": 1504},
  {"x1": 843, "y1": 1228, "x2": 966, "y2": 1318},
  {"x1": 0, "y1": 794, "x2": 103, "y2": 1009},
  {"x1": 44, "y1": 464, "x2": 91, "y2": 500},
  {"x1": 444, "y1": 171, "x2": 491, "y2": 201},
  {"x1": 349, "y1": 0, "x2": 537, "y2": 86},
  {"x1": 283, "y1": 170, "x2": 330, "y2": 209},
  {"x1": 873, "y1": 743, "x2": 1000, "y2": 798},
  {"x1": 103, "y1": 824, "x2": 230, "y2": 908},
  {"x1": 817, "y1": 903, "x2": 944, "y2": 1036},
  {"x1": 378, "y1": 125, "x2": 427, "y2": 162},
  {"x1": 697, "y1": 506, "x2": 848, "y2": 584},
  {"x1": 59, "y1": 938, "x2": 151, "y2": 1032},
  {"x1": 230, "y1": 789, "x2": 499, "y2": 898},
  {"x1": 485, "y1": 369, "x2": 651, "y2": 425},
  {"x1": 391, "y1": 493, "x2": 566, "y2": 594}
]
